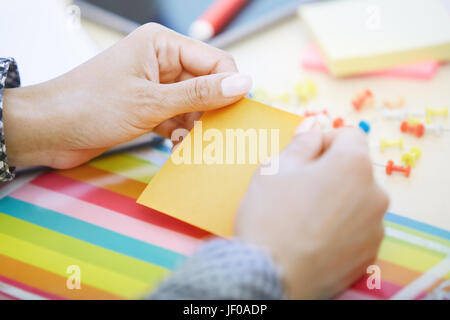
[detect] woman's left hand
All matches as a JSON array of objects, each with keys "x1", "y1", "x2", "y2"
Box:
[{"x1": 3, "y1": 23, "x2": 252, "y2": 168}]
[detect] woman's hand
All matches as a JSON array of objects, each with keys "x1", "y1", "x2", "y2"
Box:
[
  {"x1": 3, "y1": 23, "x2": 252, "y2": 168},
  {"x1": 236, "y1": 118, "x2": 389, "y2": 299}
]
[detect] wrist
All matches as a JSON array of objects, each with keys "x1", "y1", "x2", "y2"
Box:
[{"x1": 3, "y1": 84, "x2": 57, "y2": 167}]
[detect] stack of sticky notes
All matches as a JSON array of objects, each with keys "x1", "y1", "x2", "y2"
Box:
[{"x1": 298, "y1": 0, "x2": 450, "y2": 77}]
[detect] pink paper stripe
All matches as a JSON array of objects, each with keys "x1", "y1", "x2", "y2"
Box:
[
  {"x1": 11, "y1": 184, "x2": 201, "y2": 255},
  {"x1": 31, "y1": 172, "x2": 210, "y2": 239},
  {"x1": 301, "y1": 44, "x2": 440, "y2": 79},
  {"x1": 0, "y1": 291, "x2": 18, "y2": 300},
  {"x1": 336, "y1": 289, "x2": 380, "y2": 300},
  {"x1": 0, "y1": 275, "x2": 61, "y2": 300},
  {"x1": 350, "y1": 278, "x2": 404, "y2": 299}
]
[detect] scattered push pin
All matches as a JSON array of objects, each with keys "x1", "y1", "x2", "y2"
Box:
[
  {"x1": 352, "y1": 89, "x2": 374, "y2": 111},
  {"x1": 384, "y1": 97, "x2": 405, "y2": 110},
  {"x1": 386, "y1": 160, "x2": 411, "y2": 178},
  {"x1": 425, "y1": 123, "x2": 445, "y2": 136},
  {"x1": 400, "y1": 121, "x2": 425, "y2": 138},
  {"x1": 295, "y1": 79, "x2": 317, "y2": 103},
  {"x1": 382, "y1": 108, "x2": 407, "y2": 121},
  {"x1": 380, "y1": 138, "x2": 403, "y2": 153},
  {"x1": 407, "y1": 115, "x2": 423, "y2": 125},
  {"x1": 333, "y1": 117, "x2": 345, "y2": 128},
  {"x1": 304, "y1": 109, "x2": 328, "y2": 117},
  {"x1": 252, "y1": 88, "x2": 270, "y2": 102},
  {"x1": 358, "y1": 120, "x2": 370, "y2": 133},
  {"x1": 401, "y1": 147, "x2": 422, "y2": 167},
  {"x1": 426, "y1": 106, "x2": 448, "y2": 124},
  {"x1": 269, "y1": 92, "x2": 291, "y2": 104}
]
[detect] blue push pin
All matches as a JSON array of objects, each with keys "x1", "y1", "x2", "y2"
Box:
[
  {"x1": 248, "y1": 91, "x2": 254, "y2": 99},
  {"x1": 358, "y1": 120, "x2": 370, "y2": 133}
]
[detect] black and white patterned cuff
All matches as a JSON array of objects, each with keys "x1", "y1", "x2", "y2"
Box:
[
  {"x1": 0, "y1": 58, "x2": 21, "y2": 182},
  {"x1": 150, "y1": 238, "x2": 285, "y2": 300}
]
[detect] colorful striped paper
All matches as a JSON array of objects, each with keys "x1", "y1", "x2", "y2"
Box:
[{"x1": 0, "y1": 142, "x2": 448, "y2": 300}]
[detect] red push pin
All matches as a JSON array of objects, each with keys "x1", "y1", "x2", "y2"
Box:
[
  {"x1": 352, "y1": 89, "x2": 374, "y2": 111},
  {"x1": 305, "y1": 109, "x2": 328, "y2": 117},
  {"x1": 333, "y1": 117, "x2": 345, "y2": 128},
  {"x1": 400, "y1": 121, "x2": 425, "y2": 138},
  {"x1": 385, "y1": 160, "x2": 411, "y2": 178}
]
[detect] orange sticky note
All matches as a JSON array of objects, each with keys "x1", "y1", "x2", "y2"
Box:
[{"x1": 137, "y1": 98, "x2": 303, "y2": 238}]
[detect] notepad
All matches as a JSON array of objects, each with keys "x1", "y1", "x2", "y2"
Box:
[
  {"x1": 299, "y1": 0, "x2": 450, "y2": 76},
  {"x1": 137, "y1": 99, "x2": 303, "y2": 238}
]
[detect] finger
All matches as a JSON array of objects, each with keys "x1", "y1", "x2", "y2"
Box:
[
  {"x1": 147, "y1": 23, "x2": 238, "y2": 76},
  {"x1": 153, "y1": 119, "x2": 183, "y2": 138},
  {"x1": 174, "y1": 32, "x2": 238, "y2": 75},
  {"x1": 322, "y1": 128, "x2": 369, "y2": 157},
  {"x1": 280, "y1": 117, "x2": 324, "y2": 166},
  {"x1": 154, "y1": 72, "x2": 252, "y2": 116}
]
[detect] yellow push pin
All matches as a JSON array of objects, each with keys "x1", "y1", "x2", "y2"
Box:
[
  {"x1": 380, "y1": 138, "x2": 404, "y2": 153},
  {"x1": 401, "y1": 147, "x2": 422, "y2": 167},
  {"x1": 252, "y1": 88, "x2": 270, "y2": 102},
  {"x1": 295, "y1": 79, "x2": 317, "y2": 103},
  {"x1": 425, "y1": 106, "x2": 448, "y2": 124},
  {"x1": 384, "y1": 97, "x2": 405, "y2": 110},
  {"x1": 407, "y1": 116, "x2": 423, "y2": 126},
  {"x1": 269, "y1": 92, "x2": 291, "y2": 104}
]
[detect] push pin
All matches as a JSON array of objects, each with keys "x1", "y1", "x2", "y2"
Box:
[
  {"x1": 295, "y1": 80, "x2": 317, "y2": 103},
  {"x1": 382, "y1": 108, "x2": 407, "y2": 121},
  {"x1": 386, "y1": 160, "x2": 411, "y2": 178},
  {"x1": 425, "y1": 123, "x2": 444, "y2": 136},
  {"x1": 380, "y1": 138, "x2": 403, "y2": 153},
  {"x1": 383, "y1": 97, "x2": 405, "y2": 110},
  {"x1": 304, "y1": 109, "x2": 328, "y2": 117},
  {"x1": 426, "y1": 106, "x2": 448, "y2": 124},
  {"x1": 252, "y1": 88, "x2": 270, "y2": 102},
  {"x1": 407, "y1": 115, "x2": 424, "y2": 126},
  {"x1": 352, "y1": 89, "x2": 374, "y2": 111},
  {"x1": 333, "y1": 117, "x2": 345, "y2": 128},
  {"x1": 358, "y1": 120, "x2": 370, "y2": 133},
  {"x1": 270, "y1": 92, "x2": 291, "y2": 104},
  {"x1": 400, "y1": 121, "x2": 425, "y2": 138},
  {"x1": 401, "y1": 147, "x2": 422, "y2": 167}
]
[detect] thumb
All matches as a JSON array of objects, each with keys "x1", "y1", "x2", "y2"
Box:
[
  {"x1": 280, "y1": 117, "x2": 323, "y2": 166},
  {"x1": 157, "y1": 73, "x2": 252, "y2": 116}
]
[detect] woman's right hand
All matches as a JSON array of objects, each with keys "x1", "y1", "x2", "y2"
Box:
[{"x1": 236, "y1": 117, "x2": 389, "y2": 299}]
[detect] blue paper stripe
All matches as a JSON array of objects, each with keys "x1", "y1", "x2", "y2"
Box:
[
  {"x1": 385, "y1": 212, "x2": 450, "y2": 241},
  {"x1": 0, "y1": 197, "x2": 185, "y2": 270}
]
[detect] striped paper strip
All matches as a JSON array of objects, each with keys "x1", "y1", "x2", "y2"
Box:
[{"x1": 0, "y1": 145, "x2": 448, "y2": 300}]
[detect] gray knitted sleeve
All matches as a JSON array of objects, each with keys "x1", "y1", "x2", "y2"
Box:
[{"x1": 149, "y1": 238, "x2": 285, "y2": 300}]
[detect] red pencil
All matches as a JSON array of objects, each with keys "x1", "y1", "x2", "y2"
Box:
[{"x1": 189, "y1": 0, "x2": 251, "y2": 41}]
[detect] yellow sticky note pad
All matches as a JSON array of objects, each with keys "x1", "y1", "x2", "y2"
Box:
[{"x1": 137, "y1": 98, "x2": 303, "y2": 238}]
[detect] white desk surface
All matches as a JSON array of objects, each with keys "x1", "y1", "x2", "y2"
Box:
[{"x1": 82, "y1": 17, "x2": 449, "y2": 232}]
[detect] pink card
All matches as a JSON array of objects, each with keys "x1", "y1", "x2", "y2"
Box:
[{"x1": 301, "y1": 45, "x2": 440, "y2": 79}]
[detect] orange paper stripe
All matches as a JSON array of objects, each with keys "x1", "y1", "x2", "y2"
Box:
[
  {"x1": 0, "y1": 254, "x2": 123, "y2": 300},
  {"x1": 374, "y1": 259, "x2": 422, "y2": 287},
  {"x1": 57, "y1": 165, "x2": 146, "y2": 199}
]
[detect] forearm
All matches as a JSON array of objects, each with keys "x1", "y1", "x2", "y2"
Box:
[{"x1": 149, "y1": 238, "x2": 285, "y2": 300}]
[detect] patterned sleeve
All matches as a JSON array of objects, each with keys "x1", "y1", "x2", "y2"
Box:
[
  {"x1": 149, "y1": 238, "x2": 285, "y2": 300},
  {"x1": 0, "y1": 58, "x2": 21, "y2": 182}
]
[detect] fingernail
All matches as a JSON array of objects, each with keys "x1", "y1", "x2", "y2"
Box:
[
  {"x1": 295, "y1": 117, "x2": 318, "y2": 135},
  {"x1": 221, "y1": 74, "x2": 253, "y2": 97}
]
